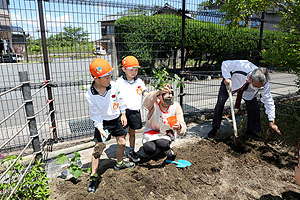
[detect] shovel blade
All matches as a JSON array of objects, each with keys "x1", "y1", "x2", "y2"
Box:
[
  {"x1": 233, "y1": 136, "x2": 246, "y2": 153},
  {"x1": 166, "y1": 159, "x2": 191, "y2": 168},
  {"x1": 177, "y1": 160, "x2": 192, "y2": 167},
  {"x1": 176, "y1": 164, "x2": 186, "y2": 168}
]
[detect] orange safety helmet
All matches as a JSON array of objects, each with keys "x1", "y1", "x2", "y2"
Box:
[
  {"x1": 122, "y1": 56, "x2": 141, "y2": 69},
  {"x1": 89, "y1": 58, "x2": 114, "y2": 78}
]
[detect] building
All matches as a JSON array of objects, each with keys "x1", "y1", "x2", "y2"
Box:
[
  {"x1": 0, "y1": 0, "x2": 26, "y2": 62},
  {"x1": 196, "y1": 9, "x2": 260, "y2": 28},
  {"x1": 152, "y1": 3, "x2": 193, "y2": 19}
]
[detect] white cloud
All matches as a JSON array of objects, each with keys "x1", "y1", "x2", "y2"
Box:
[
  {"x1": 10, "y1": 11, "x2": 73, "y2": 37},
  {"x1": 45, "y1": 13, "x2": 73, "y2": 29}
]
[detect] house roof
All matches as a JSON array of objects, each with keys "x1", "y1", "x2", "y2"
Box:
[
  {"x1": 98, "y1": 13, "x2": 145, "y2": 23},
  {"x1": 0, "y1": 25, "x2": 24, "y2": 33},
  {"x1": 152, "y1": 3, "x2": 193, "y2": 19},
  {"x1": 196, "y1": 10, "x2": 260, "y2": 27}
]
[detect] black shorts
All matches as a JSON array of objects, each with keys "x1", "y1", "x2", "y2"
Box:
[
  {"x1": 126, "y1": 109, "x2": 142, "y2": 130},
  {"x1": 93, "y1": 115, "x2": 127, "y2": 143}
]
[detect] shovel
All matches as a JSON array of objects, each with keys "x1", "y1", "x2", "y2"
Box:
[
  {"x1": 102, "y1": 129, "x2": 109, "y2": 143},
  {"x1": 165, "y1": 159, "x2": 192, "y2": 168},
  {"x1": 228, "y1": 81, "x2": 244, "y2": 152}
]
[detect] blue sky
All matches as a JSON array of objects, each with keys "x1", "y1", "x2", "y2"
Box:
[{"x1": 9, "y1": 0, "x2": 205, "y2": 41}]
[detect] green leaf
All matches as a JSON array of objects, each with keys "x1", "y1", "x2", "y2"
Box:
[
  {"x1": 71, "y1": 168, "x2": 83, "y2": 179},
  {"x1": 56, "y1": 154, "x2": 68, "y2": 164},
  {"x1": 74, "y1": 152, "x2": 81, "y2": 160},
  {"x1": 87, "y1": 167, "x2": 92, "y2": 174}
]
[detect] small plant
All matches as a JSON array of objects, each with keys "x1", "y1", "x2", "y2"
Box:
[
  {"x1": 150, "y1": 67, "x2": 185, "y2": 90},
  {"x1": 0, "y1": 155, "x2": 51, "y2": 199},
  {"x1": 56, "y1": 152, "x2": 84, "y2": 179}
]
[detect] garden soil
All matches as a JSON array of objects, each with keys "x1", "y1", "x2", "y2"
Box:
[{"x1": 49, "y1": 137, "x2": 300, "y2": 200}]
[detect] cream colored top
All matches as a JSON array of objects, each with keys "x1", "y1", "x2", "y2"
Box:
[{"x1": 142, "y1": 91, "x2": 186, "y2": 143}]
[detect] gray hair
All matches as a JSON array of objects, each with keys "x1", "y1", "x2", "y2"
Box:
[{"x1": 251, "y1": 67, "x2": 270, "y2": 85}]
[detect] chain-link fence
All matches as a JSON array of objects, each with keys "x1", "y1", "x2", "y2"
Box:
[
  {"x1": 0, "y1": 0, "x2": 270, "y2": 150},
  {"x1": 0, "y1": 0, "x2": 299, "y2": 197}
]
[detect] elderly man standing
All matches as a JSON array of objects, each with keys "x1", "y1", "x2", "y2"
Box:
[{"x1": 208, "y1": 60, "x2": 281, "y2": 139}]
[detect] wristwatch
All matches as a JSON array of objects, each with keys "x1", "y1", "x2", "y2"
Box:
[{"x1": 269, "y1": 120, "x2": 275, "y2": 123}]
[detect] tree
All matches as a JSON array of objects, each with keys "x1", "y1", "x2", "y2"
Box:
[
  {"x1": 216, "y1": 0, "x2": 300, "y2": 89},
  {"x1": 61, "y1": 26, "x2": 89, "y2": 47},
  {"x1": 197, "y1": 0, "x2": 216, "y2": 10},
  {"x1": 215, "y1": 0, "x2": 299, "y2": 33},
  {"x1": 47, "y1": 26, "x2": 89, "y2": 48}
]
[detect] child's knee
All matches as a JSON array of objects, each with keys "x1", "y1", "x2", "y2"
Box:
[
  {"x1": 129, "y1": 131, "x2": 135, "y2": 137},
  {"x1": 117, "y1": 137, "x2": 126, "y2": 146}
]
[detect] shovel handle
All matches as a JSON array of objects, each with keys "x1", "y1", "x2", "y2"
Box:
[
  {"x1": 228, "y1": 82, "x2": 238, "y2": 137},
  {"x1": 102, "y1": 129, "x2": 108, "y2": 143},
  {"x1": 165, "y1": 160, "x2": 178, "y2": 164}
]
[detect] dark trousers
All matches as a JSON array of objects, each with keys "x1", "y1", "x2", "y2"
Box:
[
  {"x1": 143, "y1": 139, "x2": 171, "y2": 156},
  {"x1": 212, "y1": 80, "x2": 261, "y2": 133}
]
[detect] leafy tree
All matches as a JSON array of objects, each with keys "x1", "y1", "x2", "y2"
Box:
[
  {"x1": 215, "y1": 0, "x2": 299, "y2": 32},
  {"x1": 215, "y1": 0, "x2": 300, "y2": 88},
  {"x1": 61, "y1": 26, "x2": 89, "y2": 47},
  {"x1": 47, "y1": 26, "x2": 89, "y2": 48},
  {"x1": 197, "y1": 0, "x2": 216, "y2": 10},
  {"x1": 31, "y1": 44, "x2": 41, "y2": 54}
]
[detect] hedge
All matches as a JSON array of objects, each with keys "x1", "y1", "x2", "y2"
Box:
[{"x1": 115, "y1": 14, "x2": 291, "y2": 72}]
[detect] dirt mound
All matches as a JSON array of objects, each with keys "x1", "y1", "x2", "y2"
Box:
[{"x1": 49, "y1": 138, "x2": 300, "y2": 200}]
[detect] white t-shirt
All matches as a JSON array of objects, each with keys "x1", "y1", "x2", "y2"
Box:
[
  {"x1": 85, "y1": 81, "x2": 126, "y2": 129},
  {"x1": 115, "y1": 76, "x2": 147, "y2": 111}
]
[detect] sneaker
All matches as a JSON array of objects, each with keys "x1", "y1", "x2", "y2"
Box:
[
  {"x1": 165, "y1": 149, "x2": 176, "y2": 161},
  {"x1": 207, "y1": 128, "x2": 217, "y2": 139},
  {"x1": 128, "y1": 151, "x2": 140, "y2": 162},
  {"x1": 114, "y1": 160, "x2": 135, "y2": 171},
  {"x1": 87, "y1": 174, "x2": 99, "y2": 193}
]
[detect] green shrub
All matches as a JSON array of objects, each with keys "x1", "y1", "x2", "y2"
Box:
[
  {"x1": 0, "y1": 155, "x2": 50, "y2": 199},
  {"x1": 261, "y1": 33, "x2": 300, "y2": 72},
  {"x1": 115, "y1": 14, "x2": 292, "y2": 72}
]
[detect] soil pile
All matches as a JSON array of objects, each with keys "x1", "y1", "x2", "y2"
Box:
[{"x1": 49, "y1": 138, "x2": 300, "y2": 200}]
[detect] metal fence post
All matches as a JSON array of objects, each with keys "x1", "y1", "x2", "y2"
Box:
[
  {"x1": 111, "y1": 35, "x2": 119, "y2": 80},
  {"x1": 257, "y1": 11, "x2": 265, "y2": 64},
  {"x1": 179, "y1": 0, "x2": 186, "y2": 108},
  {"x1": 37, "y1": 0, "x2": 57, "y2": 140},
  {"x1": 19, "y1": 71, "x2": 42, "y2": 161}
]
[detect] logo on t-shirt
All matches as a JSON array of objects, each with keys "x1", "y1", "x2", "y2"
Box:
[
  {"x1": 111, "y1": 93, "x2": 119, "y2": 110},
  {"x1": 113, "y1": 102, "x2": 119, "y2": 110},
  {"x1": 136, "y1": 86, "x2": 142, "y2": 95}
]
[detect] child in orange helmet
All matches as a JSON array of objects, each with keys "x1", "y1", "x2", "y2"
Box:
[
  {"x1": 85, "y1": 58, "x2": 135, "y2": 193},
  {"x1": 115, "y1": 56, "x2": 149, "y2": 162}
]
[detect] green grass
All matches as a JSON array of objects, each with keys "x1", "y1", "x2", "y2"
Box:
[
  {"x1": 47, "y1": 43, "x2": 94, "y2": 54},
  {"x1": 27, "y1": 42, "x2": 94, "y2": 55}
]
